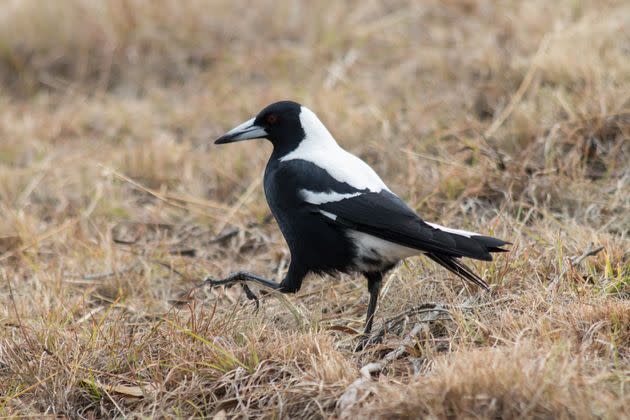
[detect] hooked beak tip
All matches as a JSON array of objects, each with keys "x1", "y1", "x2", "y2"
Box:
[{"x1": 214, "y1": 136, "x2": 230, "y2": 145}]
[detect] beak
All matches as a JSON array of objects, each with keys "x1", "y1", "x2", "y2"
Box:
[{"x1": 214, "y1": 117, "x2": 267, "y2": 144}]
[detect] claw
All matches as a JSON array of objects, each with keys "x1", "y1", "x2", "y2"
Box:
[
  {"x1": 241, "y1": 283, "x2": 260, "y2": 311},
  {"x1": 199, "y1": 271, "x2": 281, "y2": 313},
  {"x1": 201, "y1": 276, "x2": 221, "y2": 288}
]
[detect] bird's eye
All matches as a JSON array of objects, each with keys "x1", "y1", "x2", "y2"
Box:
[{"x1": 266, "y1": 114, "x2": 279, "y2": 124}]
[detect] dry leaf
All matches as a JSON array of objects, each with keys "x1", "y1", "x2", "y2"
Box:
[
  {"x1": 81, "y1": 379, "x2": 158, "y2": 398},
  {"x1": 108, "y1": 384, "x2": 146, "y2": 398}
]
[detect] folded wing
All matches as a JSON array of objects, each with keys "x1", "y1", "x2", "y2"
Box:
[{"x1": 310, "y1": 190, "x2": 508, "y2": 260}]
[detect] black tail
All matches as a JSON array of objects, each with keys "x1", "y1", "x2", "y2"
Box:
[
  {"x1": 425, "y1": 234, "x2": 510, "y2": 290},
  {"x1": 471, "y1": 235, "x2": 511, "y2": 255},
  {"x1": 420, "y1": 221, "x2": 510, "y2": 262},
  {"x1": 426, "y1": 253, "x2": 490, "y2": 290}
]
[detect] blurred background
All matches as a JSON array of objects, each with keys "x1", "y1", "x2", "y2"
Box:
[
  {"x1": 1, "y1": 1, "x2": 628, "y2": 227},
  {"x1": 0, "y1": 1, "x2": 628, "y2": 418}
]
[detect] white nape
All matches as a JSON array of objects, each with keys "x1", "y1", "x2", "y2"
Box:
[
  {"x1": 280, "y1": 106, "x2": 390, "y2": 193},
  {"x1": 425, "y1": 222, "x2": 479, "y2": 238},
  {"x1": 301, "y1": 189, "x2": 362, "y2": 205}
]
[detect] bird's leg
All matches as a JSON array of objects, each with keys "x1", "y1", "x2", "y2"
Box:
[
  {"x1": 203, "y1": 263, "x2": 306, "y2": 294},
  {"x1": 203, "y1": 270, "x2": 281, "y2": 291},
  {"x1": 202, "y1": 263, "x2": 310, "y2": 306},
  {"x1": 202, "y1": 271, "x2": 281, "y2": 307},
  {"x1": 364, "y1": 278, "x2": 382, "y2": 335},
  {"x1": 355, "y1": 271, "x2": 384, "y2": 351}
]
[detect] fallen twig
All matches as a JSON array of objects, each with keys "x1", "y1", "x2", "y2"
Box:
[
  {"x1": 66, "y1": 262, "x2": 140, "y2": 281},
  {"x1": 338, "y1": 304, "x2": 452, "y2": 416},
  {"x1": 370, "y1": 303, "x2": 452, "y2": 343},
  {"x1": 547, "y1": 242, "x2": 605, "y2": 291},
  {"x1": 99, "y1": 164, "x2": 224, "y2": 221}
]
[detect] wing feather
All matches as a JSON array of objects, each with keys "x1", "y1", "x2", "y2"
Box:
[{"x1": 312, "y1": 191, "x2": 506, "y2": 261}]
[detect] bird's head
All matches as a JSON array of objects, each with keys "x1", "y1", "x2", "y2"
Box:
[
  {"x1": 215, "y1": 100, "x2": 304, "y2": 145},
  {"x1": 215, "y1": 101, "x2": 337, "y2": 155}
]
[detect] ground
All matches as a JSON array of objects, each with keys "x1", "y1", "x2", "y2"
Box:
[{"x1": 0, "y1": 1, "x2": 629, "y2": 418}]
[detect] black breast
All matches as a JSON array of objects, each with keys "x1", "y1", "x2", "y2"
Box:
[{"x1": 263, "y1": 159, "x2": 357, "y2": 274}]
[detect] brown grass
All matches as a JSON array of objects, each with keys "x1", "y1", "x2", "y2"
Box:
[{"x1": 0, "y1": 0, "x2": 629, "y2": 418}]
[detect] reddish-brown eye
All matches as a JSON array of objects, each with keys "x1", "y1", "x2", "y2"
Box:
[{"x1": 266, "y1": 114, "x2": 279, "y2": 124}]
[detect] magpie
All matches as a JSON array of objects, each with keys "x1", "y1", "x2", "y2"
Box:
[{"x1": 209, "y1": 100, "x2": 509, "y2": 346}]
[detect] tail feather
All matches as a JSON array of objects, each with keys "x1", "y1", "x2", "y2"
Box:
[
  {"x1": 424, "y1": 222, "x2": 510, "y2": 261},
  {"x1": 422, "y1": 224, "x2": 509, "y2": 290},
  {"x1": 426, "y1": 253, "x2": 490, "y2": 290},
  {"x1": 471, "y1": 235, "x2": 511, "y2": 254}
]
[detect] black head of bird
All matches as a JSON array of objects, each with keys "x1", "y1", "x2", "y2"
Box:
[{"x1": 215, "y1": 101, "x2": 307, "y2": 156}]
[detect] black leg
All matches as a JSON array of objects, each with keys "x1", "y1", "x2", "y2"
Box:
[
  {"x1": 364, "y1": 273, "x2": 383, "y2": 335},
  {"x1": 355, "y1": 271, "x2": 384, "y2": 351},
  {"x1": 201, "y1": 264, "x2": 308, "y2": 306},
  {"x1": 202, "y1": 270, "x2": 281, "y2": 291},
  {"x1": 201, "y1": 271, "x2": 280, "y2": 308}
]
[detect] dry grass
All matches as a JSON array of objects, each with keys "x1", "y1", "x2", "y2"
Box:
[{"x1": 0, "y1": 0, "x2": 629, "y2": 418}]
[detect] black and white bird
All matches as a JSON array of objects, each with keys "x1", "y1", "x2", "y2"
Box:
[{"x1": 209, "y1": 100, "x2": 509, "y2": 346}]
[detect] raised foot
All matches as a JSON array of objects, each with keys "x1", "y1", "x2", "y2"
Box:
[{"x1": 201, "y1": 271, "x2": 281, "y2": 310}]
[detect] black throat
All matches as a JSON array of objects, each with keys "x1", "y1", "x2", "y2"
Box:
[{"x1": 268, "y1": 129, "x2": 305, "y2": 161}]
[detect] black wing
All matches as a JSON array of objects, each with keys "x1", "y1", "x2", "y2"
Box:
[
  {"x1": 312, "y1": 190, "x2": 509, "y2": 262},
  {"x1": 311, "y1": 190, "x2": 509, "y2": 289}
]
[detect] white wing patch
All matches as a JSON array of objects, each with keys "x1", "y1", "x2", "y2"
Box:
[
  {"x1": 425, "y1": 222, "x2": 479, "y2": 238},
  {"x1": 318, "y1": 210, "x2": 338, "y2": 221},
  {"x1": 301, "y1": 189, "x2": 362, "y2": 205},
  {"x1": 280, "y1": 106, "x2": 390, "y2": 193}
]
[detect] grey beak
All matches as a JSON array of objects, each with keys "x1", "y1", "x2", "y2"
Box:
[{"x1": 215, "y1": 117, "x2": 267, "y2": 144}]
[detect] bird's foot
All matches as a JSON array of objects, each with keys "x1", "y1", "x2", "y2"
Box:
[
  {"x1": 354, "y1": 333, "x2": 383, "y2": 352},
  {"x1": 201, "y1": 271, "x2": 281, "y2": 311}
]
